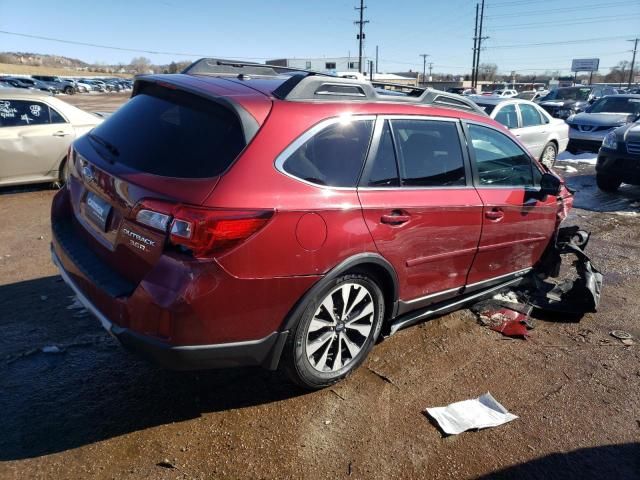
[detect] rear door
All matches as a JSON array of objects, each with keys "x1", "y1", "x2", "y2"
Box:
[
  {"x1": 463, "y1": 121, "x2": 558, "y2": 287},
  {"x1": 358, "y1": 116, "x2": 483, "y2": 311},
  {"x1": 513, "y1": 102, "x2": 548, "y2": 159},
  {"x1": 0, "y1": 99, "x2": 72, "y2": 183}
]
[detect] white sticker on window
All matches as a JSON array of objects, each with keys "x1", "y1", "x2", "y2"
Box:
[
  {"x1": 0, "y1": 101, "x2": 17, "y2": 118},
  {"x1": 29, "y1": 104, "x2": 42, "y2": 117}
]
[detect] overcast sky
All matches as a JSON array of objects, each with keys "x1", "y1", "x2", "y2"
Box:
[{"x1": 1, "y1": 0, "x2": 638, "y2": 75}]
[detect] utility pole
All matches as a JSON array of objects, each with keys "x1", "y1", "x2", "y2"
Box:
[
  {"x1": 629, "y1": 38, "x2": 639, "y2": 87},
  {"x1": 354, "y1": 0, "x2": 369, "y2": 74},
  {"x1": 376, "y1": 45, "x2": 379, "y2": 73},
  {"x1": 428, "y1": 62, "x2": 433, "y2": 79},
  {"x1": 420, "y1": 53, "x2": 430, "y2": 85},
  {"x1": 474, "y1": 0, "x2": 486, "y2": 88},
  {"x1": 472, "y1": 3, "x2": 479, "y2": 88}
]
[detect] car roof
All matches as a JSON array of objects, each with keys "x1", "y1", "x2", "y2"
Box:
[{"x1": 0, "y1": 88, "x2": 52, "y2": 99}]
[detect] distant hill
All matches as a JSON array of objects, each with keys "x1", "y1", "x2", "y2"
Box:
[{"x1": 0, "y1": 52, "x2": 90, "y2": 69}]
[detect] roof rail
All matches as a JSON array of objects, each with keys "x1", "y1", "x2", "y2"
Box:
[
  {"x1": 181, "y1": 58, "x2": 486, "y2": 115},
  {"x1": 182, "y1": 58, "x2": 332, "y2": 78},
  {"x1": 276, "y1": 75, "x2": 486, "y2": 115}
]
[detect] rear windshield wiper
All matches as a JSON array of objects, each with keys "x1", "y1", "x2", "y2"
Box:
[{"x1": 88, "y1": 133, "x2": 120, "y2": 159}]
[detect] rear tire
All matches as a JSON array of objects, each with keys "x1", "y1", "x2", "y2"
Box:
[
  {"x1": 596, "y1": 173, "x2": 621, "y2": 192},
  {"x1": 283, "y1": 274, "x2": 385, "y2": 389},
  {"x1": 64, "y1": 86, "x2": 75, "y2": 95},
  {"x1": 540, "y1": 142, "x2": 558, "y2": 168}
]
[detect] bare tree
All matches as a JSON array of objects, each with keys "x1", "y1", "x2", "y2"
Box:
[
  {"x1": 478, "y1": 63, "x2": 498, "y2": 81},
  {"x1": 130, "y1": 56, "x2": 152, "y2": 74}
]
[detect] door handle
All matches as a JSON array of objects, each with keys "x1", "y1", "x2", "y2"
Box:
[
  {"x1": 381, "y1": 213, "x2": 411, "y2": 225},
  {"x1": 52, "y1": 131, "x2": 70, "y2": 137},
  {"x1": 485, "y1": 208, "x2": 504, "y2": 221}
]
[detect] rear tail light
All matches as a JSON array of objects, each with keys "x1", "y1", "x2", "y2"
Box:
[{"x1": 133, "y1": 200, "x2": 273, "y2": 258}]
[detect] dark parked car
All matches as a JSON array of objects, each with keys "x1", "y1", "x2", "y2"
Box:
[
  {"x1": 0, "y1": 77, "x2": 58, "y2": 94},
  {"x1": 537, "y1": 85, "x2": 620, "y2": 119},
  {"x1": 566, "y1": 94, "x2": 640, "y2": 153},
  {"x1": 596, "y1": 121, "x2": 640, "y2": 191},
  {"x1": 31, "y1": 75, "x2": 75, "y2": 94},
  {"x1": 51, "y1": 59, "x2": 573, "y2": 389}
]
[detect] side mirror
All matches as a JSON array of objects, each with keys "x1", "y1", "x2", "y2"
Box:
[{"x1": 540, "y1": 172, "x2": 562, "y2": 197}]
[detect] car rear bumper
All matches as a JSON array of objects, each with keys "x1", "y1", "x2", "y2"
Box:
[
  {"x1": 596, "y1": 147, "x2": 640, "y2": 185},
  {"x1": 51, "y1": 245, "x2": 289, "y2": 370}
]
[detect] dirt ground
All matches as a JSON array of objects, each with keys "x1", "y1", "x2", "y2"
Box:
[{"x1": 1, "y1": 94, "x2": 639, "y2": 480}]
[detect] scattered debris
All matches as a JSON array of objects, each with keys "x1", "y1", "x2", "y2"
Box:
[
  {"x1": 37, "y1": 235, "x2": 44, "y2": 240},
  {"x1": 610, "y1": 330, "x2": 635, "y2": 345},
  {"x1": 156, "y1": 459, "x2": 176, "y2": 469},
  {"x1": 324, "y1": 420, "x2": 331, "y2": 425},
  {"x1": 472, "y1": 298, "x2": 533, "y2": 339},
  {"x1": 41, "y1": 346, "x2": 63, "y2": 354},
  {"x1": 425, "y1": 392, "x2": 518, "y2": 435}
]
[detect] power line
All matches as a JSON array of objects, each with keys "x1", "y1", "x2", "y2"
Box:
[
  {"x1": 0, "y1": 30, "x2": 267, "y2": 60},
  {"x1": 487, "y1": 14, "x2": 640, "y2": 32},
  {"x1": 486, "y1": 35, "x2": 640, "y2": 49},
  {"x1": 485, "y1": 1, "x2": 634, "y2": 18}
]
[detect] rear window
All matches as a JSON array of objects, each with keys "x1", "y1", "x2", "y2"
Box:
[{"x1": 89, "y1": 84, "x2": 246, "y2": 178}]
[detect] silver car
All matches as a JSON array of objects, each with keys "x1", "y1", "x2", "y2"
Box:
[
  {"x1": 0, "y1": 89, "x2": 102, "y2": 187},
  {"x1": 471, "y1": 97, "x2": 569, "y2": 167},
  {"x1": 566, "y1": 94, "x2": 640, "y2": 154}
]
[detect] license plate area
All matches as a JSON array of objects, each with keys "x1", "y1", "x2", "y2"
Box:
[{"x1": 85, "y1": 191, "x2": 112, "y2": 232}]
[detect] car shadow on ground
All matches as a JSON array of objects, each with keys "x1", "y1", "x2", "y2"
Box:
[
  {"x1": 0, "y1": 275, "x2": 305, "y2": 461},
  {"x1": 0, "y1": 183, "x2": 56, "y2": 196},
  {"x1": 476, "y1": 443, "x2": 640, "y2": 480},
  {"x1": 565, "y1": 174, "x2": 640, "y2": 213}
]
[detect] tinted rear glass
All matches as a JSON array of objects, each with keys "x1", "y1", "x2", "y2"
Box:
[{"x1": 90, "y1": 84, "x2": 245, "y2": 178}]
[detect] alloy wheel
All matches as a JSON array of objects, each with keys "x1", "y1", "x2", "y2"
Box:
[
  {"x1": 541, "y1": 144, "x2": 557, "y2": 168},
  {"x1": 305, "y1": 283, "x2": 374, "y2": 373}
]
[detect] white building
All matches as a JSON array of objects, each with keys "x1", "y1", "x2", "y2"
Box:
[{"x1": 266, "y1": 57, "x2": 370, "y2": 73}]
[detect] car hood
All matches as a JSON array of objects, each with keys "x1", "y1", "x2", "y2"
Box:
[
  {"x1": 569, "y1": 112, "x2": 634, "y2": 127},
  {"x1": 539, "y1": 99, "x2": 588, "y2": 109},
  {"x1": 620, "y1": 122, "x2": 640, "y2": 142}
]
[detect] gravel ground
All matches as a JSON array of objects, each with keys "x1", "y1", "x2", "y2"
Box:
[{"x1": 1, "y1": 95, "x2": 639, "y2": 479}]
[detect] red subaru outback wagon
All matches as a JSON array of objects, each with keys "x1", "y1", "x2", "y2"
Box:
[{"x1": 51, "y1": 59, "x2": 572, "y2": 388}]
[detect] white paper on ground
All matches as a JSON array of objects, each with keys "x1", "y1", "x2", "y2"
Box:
[{"x1": 425, "y1": 392, "x2": 518, "y2": 435}]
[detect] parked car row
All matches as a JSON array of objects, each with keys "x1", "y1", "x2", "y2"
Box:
[{"x1": 0, "y1": 75, "x2": 133, "y2": 95}]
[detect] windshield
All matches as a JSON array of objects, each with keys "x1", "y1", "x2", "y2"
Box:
[
  {"x1": 516, "y1": 92, "x2": 535, "y2": 100},
  {"x1": 475, "y1": 103, "x2": 496, "y2": 114},
  {"x1": 546, "y1": 88, "x2": 591, "y2": 101},
  {"x1": 589, "y1": 97, "x2": 640, "y2": 115}
]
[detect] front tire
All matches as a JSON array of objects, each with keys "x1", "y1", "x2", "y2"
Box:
[
  {"x1": 596, "y1": 173, "x2": 621, "y2": 192},
  {"x1": 284, "y1": 274, "x2": 385, "y2": 389},
  {"x1": 540, "y1": 142, "x2": 558, "y2": 168}
]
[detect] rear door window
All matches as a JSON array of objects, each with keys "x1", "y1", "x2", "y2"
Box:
[
  {"x1": 0, "y1": 100, "x2": 51, "y2": 127},
  {"x1": 282, "y1": 118, "x2": 374, "y2": 187},
  {"x1": 519, "y1": 103, "x2": 543, "y2": 127},
  {"x1": 390, "y1": 119, "x2": 466, "y2": 187},
  {"x1": 89, "y1": 84, "x2": 246, "y2": 178}
]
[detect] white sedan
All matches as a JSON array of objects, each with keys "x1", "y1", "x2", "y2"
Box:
[
  {"x1": 471, "y1": 97, "x2": 569, "y2": 167},
  {"x1": 0, "y1": 88, "x2": 102, "y2": 187}
]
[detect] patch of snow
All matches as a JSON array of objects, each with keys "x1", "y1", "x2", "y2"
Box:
[{"x1": 557, "y1": 151, "x2": 597, "y2": 165}]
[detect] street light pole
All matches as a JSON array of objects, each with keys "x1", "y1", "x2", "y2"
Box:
[{"x1": 629, "y1": 38, "x2": 639, "y2": 87}]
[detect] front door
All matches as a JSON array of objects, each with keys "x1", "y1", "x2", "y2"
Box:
[
  {"x1": 463, "y1": 122, "x2": 558, "y2": 287},
  {"x1": 358, "y1": 117, "x2": 483, "y2": 310}
]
